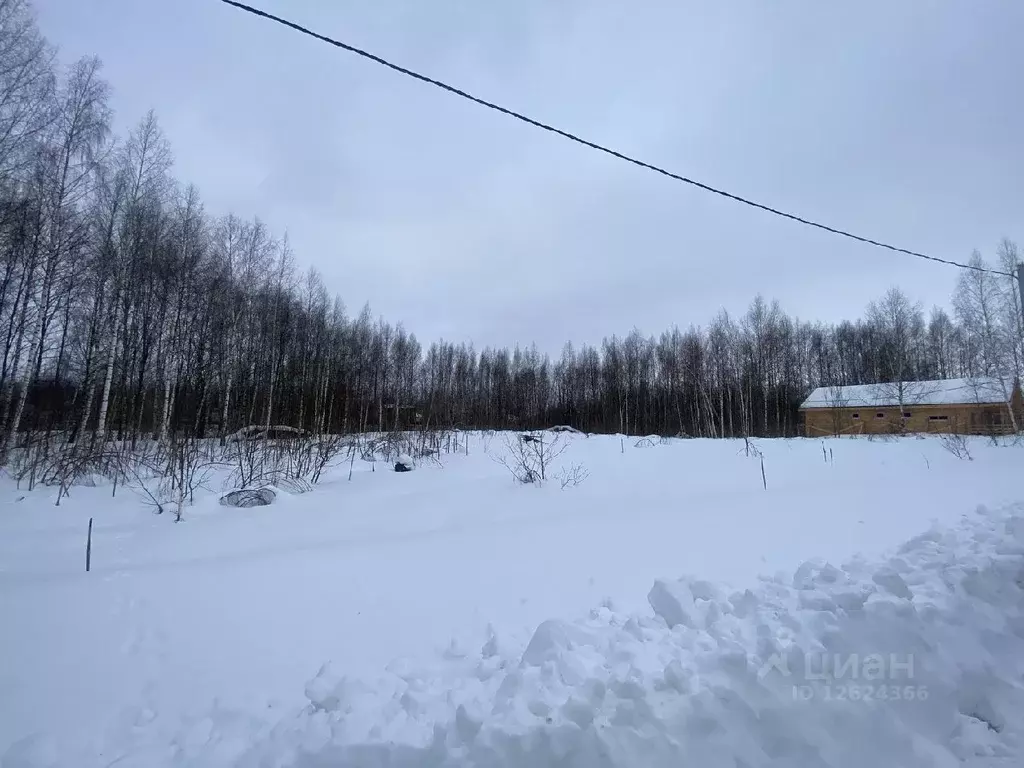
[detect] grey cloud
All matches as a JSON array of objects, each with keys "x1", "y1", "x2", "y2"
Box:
[{"x1": 34, "y1": 0, "x2": 1024, "y2": 354}]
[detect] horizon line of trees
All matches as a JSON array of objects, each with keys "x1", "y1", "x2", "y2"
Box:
[{"x1": 0, "y1": 0, "x2": 1022, "y2": 459}]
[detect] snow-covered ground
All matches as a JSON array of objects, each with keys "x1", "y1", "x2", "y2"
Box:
[{"x1": 1, "y1": 432, "x2": 1023, "y2": 766}]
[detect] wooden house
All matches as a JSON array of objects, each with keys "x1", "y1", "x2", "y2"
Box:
[{"x1": 799, "y1": 376, "x2": 1023, "y2": 437}]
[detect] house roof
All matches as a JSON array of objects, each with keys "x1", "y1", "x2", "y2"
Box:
[{"x1": 799, "y1": 376, "x2": 1013, "y2": 410}]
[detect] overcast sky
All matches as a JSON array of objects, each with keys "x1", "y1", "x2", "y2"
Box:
[{"x1": 34, "y1": 0, "x2": 1024, "y2": 355}]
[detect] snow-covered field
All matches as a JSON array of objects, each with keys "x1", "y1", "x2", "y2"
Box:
[{"x1": 1, "y1": 432, "x2": 1023, "y2": 766}]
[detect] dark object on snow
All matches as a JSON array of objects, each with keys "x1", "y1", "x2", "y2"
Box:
[
  {"x1": 220, "y1": 488, "x2": 276, "y2": 508},
  {"x1": 520, "y1": 434, "x2": 540, "y2": 443},
  {"x1": 394, "y1": 461, "x2": 413, "y2": 472}
]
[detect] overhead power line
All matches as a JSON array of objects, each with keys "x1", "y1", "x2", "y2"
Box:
[{"x1": 219, "y1": 0, "x2": 1013, "y2": 279}]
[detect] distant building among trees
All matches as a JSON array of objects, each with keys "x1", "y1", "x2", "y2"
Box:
[{"x1": 799, "y1": 377, "x2": 1023, "y2": 436}]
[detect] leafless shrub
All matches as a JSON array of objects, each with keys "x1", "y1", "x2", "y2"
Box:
[
  {"x1": 365, "y1": 431, "x2": 419, "y2": 464},
  {"x1": 111, "y1": 436, "x2": 223, "y2": 519},
  {"x1": 276, "y1": 437, "x2": 314, "y2": 481},
  {"x1": 498, "y1": 444, "x2": 538, "y2": 484},
  {"x1": 357, "y1": 426, "x2": 463, "y2": 470},
  {"x1": 494, "y1": 431, "x2": 567, "y2": 485},
  {"x1": 42, "y1": 439, "x2": 139, "y2": 506},
  {"x1": 939, "y1": 432, "x2": 973, "y2": 461},
  {"x1": 419, "y1": 427, "x2": 466, "y2": 459},
  {"x1": 413, "y1": 428, "x2": 447, "y2": 466},
  {"x1": 10, "y1": 437, "x2": 152, "y2": 509},
  {"x1": 739, "y1": 436, "x2": 763, "y2": 459},
  {"x1": 733, "y1": 436, "x2": 768, "y2": 487},
  {"x1": 227, "y1": 433, "x2": 268, "y2": 489},
  {"x1": 555, "y1": 463, "x2": 589, "y2": 489},
  {"x1": 307, "y1": 434, "x2": 349, "y2": 483},
  {"x1": 278, "y1": 433, "x2": 350, "y2": 485},
  {"x1": 227, "y1": 430, "x2": 350, "y2": 491},
  {"x1": 119, "y1": 443, "x2": 172, "y2": 514},
  {"x1": 163, "y1": 434, "x2": 222, "y2": 521},
  {"x1": 10, "y1": 436, "x2": 66, "y2": 489},
  {"x1": 5, "y1": 432, "x2": 53, "y2": 491},
  {"x1": 373, "y1": 432, "x2": 400, "y2": 462},
  {"x1": 359, "y1": 436, "x2": 382, "y2": 461}
]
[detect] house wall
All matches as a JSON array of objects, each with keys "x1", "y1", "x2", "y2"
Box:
[{"x1": 802, "y1": 400, "x2": 1022, "y2": 437}]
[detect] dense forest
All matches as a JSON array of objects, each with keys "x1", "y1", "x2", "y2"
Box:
[{"x1": 1, "y1": 0, "x2": 1022, "y2": 457}]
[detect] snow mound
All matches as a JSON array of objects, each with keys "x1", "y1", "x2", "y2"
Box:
[{"x1": 8, "y1": 504, "x2": 1024, "y2": 766}]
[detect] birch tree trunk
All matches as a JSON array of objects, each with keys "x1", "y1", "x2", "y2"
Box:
[
  {"x1": 94, "y1": 326, "x2": 118, "y2": 443},
  {"x1": 0, "y1": 317, "x2": 40, "y2": 460}
]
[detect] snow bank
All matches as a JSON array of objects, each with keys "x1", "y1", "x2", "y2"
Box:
[{"x1": 7, "y1": 503, "x2": 1023, "y2": 767}]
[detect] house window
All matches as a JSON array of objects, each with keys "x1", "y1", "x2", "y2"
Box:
[
  {"x1": 902, "y1": 412, "x2": 912, "y2": 418},
  {"x1": 851, "y1": 413, "x2": 860, "y2": 419},
  {"x1": 928, "y1": 415, "x2": 948, "y2": 421},
  {"x1": 876, "y1": 412, "x2": 885, "y2": 419}
]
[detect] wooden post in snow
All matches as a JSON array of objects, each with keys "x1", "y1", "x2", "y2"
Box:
[{"x1": 86, "y1": 518, "x2": 93, "y2": 572}]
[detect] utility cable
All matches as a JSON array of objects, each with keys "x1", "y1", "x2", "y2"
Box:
[{"x1": 218, "y1": 0, "x2": 1013, "y2": 278}]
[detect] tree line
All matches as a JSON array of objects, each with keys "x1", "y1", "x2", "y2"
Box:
[{"x1": 1, "y1": 0, "x2": 1021, "y2": 459}]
